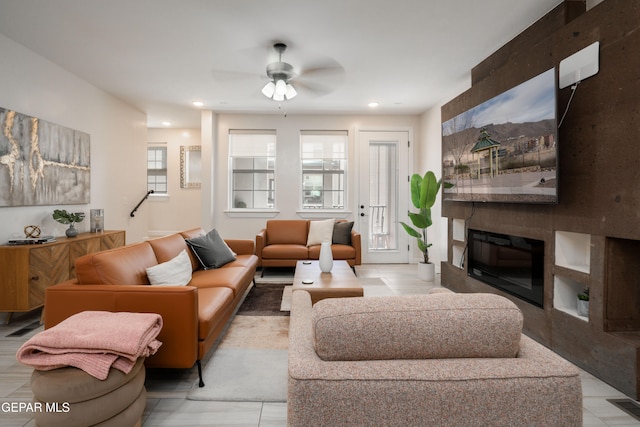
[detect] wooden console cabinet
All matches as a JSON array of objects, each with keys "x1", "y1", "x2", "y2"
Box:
[{"x1": 0, "y1": 230, "x2": 125, "y2": 321}]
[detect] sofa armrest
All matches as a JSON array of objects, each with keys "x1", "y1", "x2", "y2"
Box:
[
  {"x1": 255, "y1": 229, "x2": 266, "y2": 266},
  {"x1": 350, "y1": 230, "x2": 361, "y2": 265},
  {"x1": 225, "y1": 239, "x2": 255, "y2": 256},
  {"x1": 45, "y1": 281, "x2": 199, "y2": 368}
]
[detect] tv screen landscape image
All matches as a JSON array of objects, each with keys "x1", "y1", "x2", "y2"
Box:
[{"x1": 442, "y1": 68, "x2": 558, "y2": 203}]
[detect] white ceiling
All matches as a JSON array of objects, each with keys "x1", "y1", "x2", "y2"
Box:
[{"x1": 0, "y1": 0, "x2": 564, "y2": 128}]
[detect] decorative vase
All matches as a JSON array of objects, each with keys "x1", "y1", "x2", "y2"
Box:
[
  {"x1": 65, "y1": 224, "x2": 78, "y2": 238},
  {"x1": 319, "y1": 241, "x2": 333, "y2": 273},
  {"x1": 90, "y1": 209, "x2": 104, "y2": 232},
  {"x1": 418, "y1": 262, "x2": 435, "y2": 282},
  {"x1": 577, "y1": 299, "x2": 589, "y2": 317}
]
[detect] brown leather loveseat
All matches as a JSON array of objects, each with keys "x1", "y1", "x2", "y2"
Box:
[
  {"x1": 256, "y1": 219, "x2": 361, "y2": 270},
  {"x1": 44, "y1": 228, "x2": 257, "y2": 387}
]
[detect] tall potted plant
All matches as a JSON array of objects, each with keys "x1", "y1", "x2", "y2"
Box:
[{"x1": 400, "y1": 171, "x2": 450, "y2": 281}]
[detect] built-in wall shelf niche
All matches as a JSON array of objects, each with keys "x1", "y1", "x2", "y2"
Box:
[
  {"x1": 451, "y1": 246, "x2": 465, "y2": 270},
  {"x1": 605, "y1": 237, "x2": 640, "y2": 333},
  {"x1": 554, "y1": 275, "x2": 589, "y2": 321},
  {"x1": 450, "y1": 219, "x2": 466, "y2": 270},
  {"x1": 555, "y1": 231, "x2": 591, "y2": 274},
  {"x1": 452, "y1": 219, "x2": 466, "y2": 242}
]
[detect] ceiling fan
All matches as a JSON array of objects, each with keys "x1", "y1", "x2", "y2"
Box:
[
  {"x1": 261, "y1": 43, "x2": 298, "y2": 101},
  {"x1": 212, "y1": 41, "x2": 344, "y2": 101}
]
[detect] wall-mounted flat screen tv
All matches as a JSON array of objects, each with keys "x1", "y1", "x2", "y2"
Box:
[{"x1": 442, "y1": 68, "x2": 558, "y2": 203}]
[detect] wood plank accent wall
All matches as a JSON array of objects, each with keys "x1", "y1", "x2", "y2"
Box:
[{"x1": 440, "y1": 0, "x2": 640, "y2": 398}]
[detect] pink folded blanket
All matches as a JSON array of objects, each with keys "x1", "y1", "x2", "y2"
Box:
[{"x1": 17, "y1": 311, "x2": 163, "y2": 380}]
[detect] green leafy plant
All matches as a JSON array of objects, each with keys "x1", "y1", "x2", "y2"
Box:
[
  {"x1": 578, "y1": 287, "x2": 589, "y2": 301},
  {"x1": 52, "y1": 209, "x2": 85, "y2": 225},
  {"x1": 400, "y1": 171, "x2": 452, "y2": 264}
]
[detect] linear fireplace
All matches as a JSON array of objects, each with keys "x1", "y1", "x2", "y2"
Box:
[{"x1": 467, "y1": 229, "x2": 544, "y2": 307}]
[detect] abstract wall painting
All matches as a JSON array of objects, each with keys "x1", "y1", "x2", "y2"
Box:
[{"x1": 0, "y1": 107, "x2": 90, "y2": 207}]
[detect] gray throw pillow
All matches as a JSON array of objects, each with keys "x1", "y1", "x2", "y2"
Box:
[
  {"x1": 186, "y1": 228, "x2": 236, "y2": 269},
  {"x1": 332, "y1": 221, "x2": 354, "y2": 245}
]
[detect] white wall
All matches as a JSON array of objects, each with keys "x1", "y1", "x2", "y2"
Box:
[
  {"x1": 0, "y1": 34, "x2": 148, "y2": 244},
  {"x1": 209, "y1": 113, "x2": 422, "y2": 245},
  {"x1": 146, "y1": 128, "x2": 201, "y2": 236},
  {"x1": 417, "y1": 106, "x2": 447, "y2": 271}
]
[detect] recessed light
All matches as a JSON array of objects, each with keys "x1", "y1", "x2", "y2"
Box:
[
  {"x1": 192, "y1": 101, "x2": 204, "y2": 107},
  {"x1": 161, "y1": 121, "x2": 171, "y2": 126},
  {"x1": 368, "y1": 101, "x2": 380, "y2": 108}
]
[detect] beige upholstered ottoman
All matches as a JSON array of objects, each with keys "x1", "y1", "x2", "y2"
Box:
[{"x1": 30, "y1": 357, "x2": 146, "y2": 427}]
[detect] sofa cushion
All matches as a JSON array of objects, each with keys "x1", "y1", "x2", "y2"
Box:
[
  {"x1": 332, "y1": 221, "x2": 353, "y2": 245},
  {"x1": 312, "y1": 292, "x2": 523, "y2": 361},
  {"x1": 196, "y1": 287, "x2": 234, "y2": 341},
  {"x1": 186, "y1": 228, "x2": 236, "y2": 269},
  {"x1": 266, "y1": 220, "x2": 309, "y2": 245},
  {"x1": 262, "y1": 244, "x2": 309, "y2": 260},
  {"x1": 306, "y1": 218, "x2": 335, "y2": 246},
  {"x1": 147, "y1": 233, "x2": 190, "y2": 265},
  {"x1": 308, "y1": 243, "x2": 355, "y2": 261},
  {"x1": 189, "y1": 267, "x2": 249, "y2": 298},
  {"x1": 146, "y1": 249, "x2": 192, "y2": 286},
  {"x1": 74, "y1": 242, "x2": 157, "y2": 285}
]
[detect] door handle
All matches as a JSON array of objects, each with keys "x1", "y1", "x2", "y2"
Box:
[{"x1": 360, "y1": 213, "x2": 365, "y2": 216}]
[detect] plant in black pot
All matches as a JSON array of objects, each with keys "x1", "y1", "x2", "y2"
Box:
[
  {"x1": 400, "y1": 171, "x2": 452, "y2": 281},
  {"x1": 53, "y1": 209, "x2": 85, "y2": 237}
]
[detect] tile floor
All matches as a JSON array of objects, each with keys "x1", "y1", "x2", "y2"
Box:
[{"x1": 0, "y1": 264, "x2": 638, "y2": 426}]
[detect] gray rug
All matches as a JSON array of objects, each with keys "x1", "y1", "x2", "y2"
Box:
[{"x1": 187, "y1": 347, "x2": 288, "y2": 402}]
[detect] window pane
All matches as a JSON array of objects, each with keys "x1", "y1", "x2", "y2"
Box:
[
  {"x1": 233, "y1": 172, "x2": 254, "y2": 190},
  {"x1": 232, "y1": 191, "x2": 252, "y2": 209},
  {"x1": 254, "y1": 157, "x2": 274, "y2": 170},
  {"x1": 229, "y1": 131, "x2": 276, "y2": 209},
  {"x1": 253, "y1": 172, "x2": 273, "y2": 190},
  {"x1": 147, "y1": 146, "x2": 167, "y2": 193},
  {"x1": 300, "y1": 131, "x2": 347, "y2": 210},
  {"x1": 233, "y1": 157, "x2": 254, "y2": 170}
]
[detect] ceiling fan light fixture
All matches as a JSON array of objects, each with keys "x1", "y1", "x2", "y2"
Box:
[
  {"x1": 261, "y1": 81, "x2": 276, "y2": 98},
  {"x1": 285, "y1": 83, "x2": 297, "y2": 99},
  {"x1": 275, "y1": 79, "x2": 287, "y2": 96},
  {"x1": 273, "y1": 91, "x2": 285, "y2": 102}
]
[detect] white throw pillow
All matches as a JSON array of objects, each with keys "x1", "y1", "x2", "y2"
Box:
[
  {"x1": 146, "y1": 249, "x2": 192, "y2": 286},
  {"x1": 306, "y1": 218, "x2": 336, "y2": 247}
]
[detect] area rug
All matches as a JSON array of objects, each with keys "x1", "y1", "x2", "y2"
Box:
[
  {"x1": 237, "y1": 284, "x2": 290, "y2": 316},
  {"x1": 187, "y1": 346, "x2": 288, "y2": 402},
  {"x1": 187, "y1": 288, "x2": 290, "y2": 401}
]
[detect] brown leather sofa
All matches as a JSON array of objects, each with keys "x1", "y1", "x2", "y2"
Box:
[
  {"x1": 255, "y1": 219, "x2": 361, "y2": 269},
  {"x1": 44, "y1": 228, "x2": 258, "y2": 387}
]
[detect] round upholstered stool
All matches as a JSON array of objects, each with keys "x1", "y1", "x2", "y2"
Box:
[{"x1": 30, "y1": 358, "x2": 146, "y2": 427}]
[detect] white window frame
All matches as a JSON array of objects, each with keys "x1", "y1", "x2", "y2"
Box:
[
  {"x1": 147, "y1": 145, "x2": 168, "y2": 194},
  {"x1": 228, "y1": 129, "x2": 277, "y2": 211},
  {"x1": 300, "y1": 130, "x2": 348, "y2": 212}
]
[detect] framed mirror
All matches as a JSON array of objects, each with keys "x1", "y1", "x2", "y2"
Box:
[{"x1": 180, "y1": 145, "x2": 202, "y2": 188}]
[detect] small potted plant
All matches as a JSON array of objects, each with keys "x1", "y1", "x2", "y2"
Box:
[
  {"x1": 53, "y1": 209, "x2": 85, "y2": 237},
  {"x1": 400, "y1": 171, "x2": 452, "y2": 281},
  {"x1": 577, "y1": 287, "x2": 589, "y2": 317}
]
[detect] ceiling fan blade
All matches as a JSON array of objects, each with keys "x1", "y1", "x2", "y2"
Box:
[
  {"x1": 209, "y1": 42, "x2": 277, "y2": 82},
  {"x1": 295, "y1": 59, "x2": 345, "y2": 95}
]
